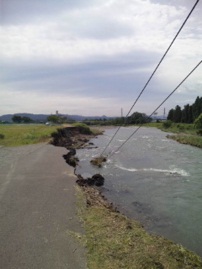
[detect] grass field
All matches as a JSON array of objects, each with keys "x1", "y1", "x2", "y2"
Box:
[{"x1": 0, "y1": 124, "x2": 61, "y2": 147}]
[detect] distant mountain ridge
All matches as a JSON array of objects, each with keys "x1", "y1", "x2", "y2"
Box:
[{"x1": 0, "y1": 113, "x2": 114, "y2": 122}]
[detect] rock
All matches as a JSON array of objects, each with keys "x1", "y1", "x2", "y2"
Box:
[
  {"x1": 68, "y1": 157, "x2": 77, "y2": 167},
  {"x1": 63, "y1": 148, "x2": 78, "y2": 167},
  {"x1": 76, "y1": 173, "x2": 105, "y2": 187},
  {"x1": 90, "y1": 156, "x2": 107, "y2": 167},
  {"x1": 92, "y1": 174, "x2": 105, "y2": 186}
]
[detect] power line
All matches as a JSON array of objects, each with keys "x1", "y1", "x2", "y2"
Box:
[
  {"x1": 108, "y1": 60, "x2": 202, "y2": 158},
  {"x1": 101, "y1": 0, "x2": 200, "y2": 156}
]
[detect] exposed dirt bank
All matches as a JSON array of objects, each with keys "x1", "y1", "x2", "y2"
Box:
[{"x1": 51, "y1": 126, "x2": 105, "y2": 186}]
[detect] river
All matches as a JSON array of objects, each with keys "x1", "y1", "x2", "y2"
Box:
[{"x1": 75, "y1": 127, "x2": 202, "y2": 257}]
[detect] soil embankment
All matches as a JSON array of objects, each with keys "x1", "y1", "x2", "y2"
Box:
[{"x1": 51, "y1": 126, "x2": 105, "y2": 187}]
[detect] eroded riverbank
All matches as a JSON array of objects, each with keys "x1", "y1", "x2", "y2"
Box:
[{"x1": 51, "y1": 126, "x2": 202, "y2": 268}]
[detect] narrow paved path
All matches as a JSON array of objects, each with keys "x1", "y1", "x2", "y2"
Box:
[{"x1": 0, "y1": 144, "x2": 86, "y2": 269}]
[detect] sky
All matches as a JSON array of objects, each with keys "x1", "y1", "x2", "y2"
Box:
[{"x1": 0, "y1": 0, "x2": 201, "y2": 117}]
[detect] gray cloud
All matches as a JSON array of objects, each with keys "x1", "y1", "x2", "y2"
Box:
[
  {"x1": 0, "y1": 49, "x2": 161, "y2": 100},
  {"x1": 63, "y1": 16, "x2": 135, "y2": 40},
  {"x1": 0, "y1": 0, "x2": 98, "y2": 25},
  {"x1": 0, "y1": 0, "x2": 201, "y2": 116},
  {"x1": 150, "y1": 0, "x2": 197, "y2": 8}
]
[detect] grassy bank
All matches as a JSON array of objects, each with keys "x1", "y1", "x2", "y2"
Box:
[
  {"x1": 145, "y1": 122, "x2": 202, "y2": 148},
  {"x1": 166, "y1": 134, "x2": 202, "y2": 148},
  {"x1": 0, "y1": 124, "x2": 61, "y2": 147},
  {"x1": 77, "y1": 186, "x2": 202, "y2": 269}
]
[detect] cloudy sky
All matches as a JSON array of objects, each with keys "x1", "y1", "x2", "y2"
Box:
[{"x1": 0, "y1": 0, "x2": 201, "y2": 117}]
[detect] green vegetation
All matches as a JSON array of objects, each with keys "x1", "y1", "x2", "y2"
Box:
[
  {"x1": 0, "y1": 124, "x2": 61, "y2": 147},
  {"x1": 162, "y1": 120, "x2": 172, "y2": 129},
  {"x1": 72, "y1": 122, "x2": 93, "y2": 135},
  {"x1": 47, "y1": 115, "x2": 62, "y2": 123},
  {"x1": 196, "y1": 129, "x2": 202, "y2": 136},
  {"x1": 83, "y1": 112, "x2": 151, "y2": 126},
  {"x1": 77, "y1": 187, "x2": 202, "y2": 269},
  {"x1": 47, "y1": 114, "x2": 75, "y2": 124},
  {"x1": 145, "y1": 122, "x2": 202, "y2": 148},
  {"x1": 194, "y1": 114, "x2": 202, "y2": 129},
  {"x1": 161, "y1": 122, "x2": 195, "y2": 134},
  {"x1": 0, "y1": 133, "x2": 5, "y2": 139},
  {"x1": 167, "y1": 96, "x2": 202, "y2": 124},
  {"x1": 167, "y1": 134, "x2": 202, "y2": 148},
  {"x1": 128, "y1": 111, "x2": 152, "y2": 124},
  {"x1": 160, "y1": 123, "x2": 202, "y2": 148},
  {"x1": 12, "y1": 115, "x2": 34, "y2": 123}
]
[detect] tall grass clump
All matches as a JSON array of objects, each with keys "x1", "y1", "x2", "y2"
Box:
[
  {"x1": 0, "y1": 134, "x2": 5, "y2": 139},
  {"x1": 73, "y1": 123, "x2": 92, "y2": 135},
  {"x1": 162, "y1": 120, "x2": 172, "y2": 129}
]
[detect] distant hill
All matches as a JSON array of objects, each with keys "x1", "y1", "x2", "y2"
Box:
[
  {"x1": 0, "y1": 113, "x2": 50, "y2": 122},
  {"x1": 0, "y1": 113, "x2": 114, "y2": 123}
]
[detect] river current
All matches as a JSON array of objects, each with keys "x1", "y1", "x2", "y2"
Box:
[{"x1": 75, "y1": 127, "x2": 202, "y2": 257}]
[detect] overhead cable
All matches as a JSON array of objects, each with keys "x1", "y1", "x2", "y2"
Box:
[
  {"x1": 101, "y1": 0, "x2": 200, "y2": 156},
  {"x1": 108, "y1": 60, "x2": 202, "y2": 158}
]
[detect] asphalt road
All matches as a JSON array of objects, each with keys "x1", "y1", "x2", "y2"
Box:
[{"x1": 0, "y1": 144, "x2": 86, "y2": 269}]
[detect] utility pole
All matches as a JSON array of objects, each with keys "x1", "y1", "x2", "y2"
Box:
[
  {"x1": 164, "y1": 108, "x2": 166, "y2": 118},
  {"x1": 121, "y1": 108, "x2": 123, "y2": 118}
]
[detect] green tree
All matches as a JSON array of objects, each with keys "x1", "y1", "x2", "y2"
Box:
[
  {"x1": 22, "y1": 116, "x2": 33, "y2": 123},
  {"x1": 129, "y1": 112, "x2": 151, "y2": 124},
  {"x1": 188, "y1": 105, "x2": 193, "y2": 123},
  {"x1": 167, "y1": 96, "x2": 202, "y2": 124},
  {"x1": 181, "y1": 104, "x2": 189, "y2": 123},
  {"x1": 194, "y1": 113, "x2": 202, "y2": 129},
  {"x1": 12, "y1": 115, "x2": 22, "y2": 123},
  {"x1": 192, "y1": 96, "x2": 202, "y2": 121},
  {"x1": 47, "y1": 115, "x2": 61, "y2": 123},
  {"x1": 167, "y1": 109, "x2": 174, "y2": 121},
  {"x1": 173, "y1": 105, "x2": 182, "y2": 123}
]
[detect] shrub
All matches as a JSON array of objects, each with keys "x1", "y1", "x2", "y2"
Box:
[
  {"x1": 0, "y1": 134, "x2": 5, "y2": 139},
  {"x1": 196, "y1": 129, "x2": 202, "y2": 136},
  {"x1": 178, "y1": 125, "x2": 185, "y2": 131},
  {"x1": 163, "y1": 120, "x2": 172, "y2": 129},
  {"x1": 194, "y1": 114, "x2": 202, "y2": 129}
]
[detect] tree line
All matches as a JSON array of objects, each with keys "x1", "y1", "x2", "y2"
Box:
[
  {"x1": 167, "y1": 96, "x2": 202, "y2": 123},
  {"x1": 11, "y1": 114, "x2": 75, "y2": 124},
  {"x1": 83, "y1": 112, "x2": 152, "y2": 126},
  {"x1": 12, "y1": 115, "x2": 34, "y2": 123}
]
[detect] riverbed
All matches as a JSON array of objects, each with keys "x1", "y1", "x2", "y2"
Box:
[{"x1": 75, "y1": 127, "x2": 202, "y2": 257}]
